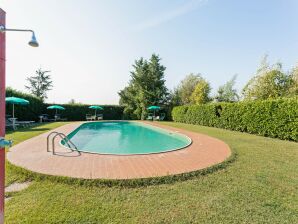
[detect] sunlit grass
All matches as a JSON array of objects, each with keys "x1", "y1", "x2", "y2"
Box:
[{"x1": 5, "y1": 122, "x2": 69, "y2": 185}]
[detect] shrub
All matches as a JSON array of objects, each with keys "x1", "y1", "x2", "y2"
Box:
[{"x1": 172, "y1": 98, "x2": 298, "y2": 141}]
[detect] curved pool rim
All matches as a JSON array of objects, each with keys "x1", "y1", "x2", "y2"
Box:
[{"x1": 60, "y1": 121, "x2": 193, "y2": 156}]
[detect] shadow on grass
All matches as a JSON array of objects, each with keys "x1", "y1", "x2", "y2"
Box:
[
  {"x1": 17, "y1": 128, "x2": 51, "y2": 132},
  {"x1": 6, "y1": 127, "x2": 51, "y2": 134},
  {"x1": 6, "y1": 122, "x2": 60, "y2": 134}
]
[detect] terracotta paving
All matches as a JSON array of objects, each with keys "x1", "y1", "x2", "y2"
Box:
[{"x1": 7, "y1": 121, "x2": 231, "y2": 180}]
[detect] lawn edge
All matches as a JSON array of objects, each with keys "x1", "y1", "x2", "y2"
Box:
[{"x1": 7, "y1": 149, "x2": 236, "y2": 188}]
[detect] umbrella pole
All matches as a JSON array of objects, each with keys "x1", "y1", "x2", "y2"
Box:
[
  {"x1": 95, "y1": 109, "x2": 97, "y2": 117},
  {"x1": 12, "y1": 104, "x2": 15, "y2": 129}
]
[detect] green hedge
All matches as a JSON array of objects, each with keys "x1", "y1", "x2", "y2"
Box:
[
  {"x1": 6, "y1": 88, "x2": 124, "y2": 121},
  {"x1": 46, "y1": 104, "x2": 124, "y2": 121},
  {"x1": 172, "y1": 98, "x2": 298, "y2": 141},
  {"x1": 6, "y1": 87, "x2": 45, "y2": 121}
]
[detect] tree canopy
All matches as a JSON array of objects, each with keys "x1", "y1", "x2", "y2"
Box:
[
  {"x1": 118, "y1": 54, "x2": 168, "y2": 119},
  {"x1": 215, "y1": 75, "x2": 239, "y2": 102},
  {"x1": 172, "y1": 73, "x2": 202, "y2": 105},
  {"x1": 289, "y1": 63, "x2": 298, "y2": 96},
  {"x1": 190, "y1": 77, "x2": 211, "y2": 105},
  {"x1": 242, "y1": 56, "x2": 293, "y2": 100},
  {"x1": 25, "y1": 68, "x2": 53, "y2": 101}
]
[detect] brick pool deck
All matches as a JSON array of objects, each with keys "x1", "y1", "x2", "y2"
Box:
[{"x1": 7, "y1": 122, "x2": 231, "y2": 180}]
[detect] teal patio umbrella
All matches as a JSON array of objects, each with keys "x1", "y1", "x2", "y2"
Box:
[
  {"x1": 47, "y1": 105, "x2": 65, "y2": 117},
  {"x1": 147, "y1": 105, "x2": 161, "y2": 118},
  {"x1": 6, "y1": 97, "x2": 30, "y2": 118},
  {"x1": 89, "y1": 105, "x2": 103, "y2": 116}
]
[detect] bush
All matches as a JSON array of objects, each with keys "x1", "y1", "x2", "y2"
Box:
[
  {"x1": 172, "y1": 98, "x2": 298, "y2": 141},
  {"x1": 6, "y1": 88, "x2": 124, "y2": 121}
]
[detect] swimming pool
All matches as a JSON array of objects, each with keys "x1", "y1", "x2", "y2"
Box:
[{"x1": 62, "y1": 121, "x2": 191, "y2": 155}]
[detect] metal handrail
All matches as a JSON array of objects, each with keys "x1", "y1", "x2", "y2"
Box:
[
  {"x1": 47, "y1": 131, "x2": 59, "y2": 152},
  {"x1": 47, "y1": 131, "x2": 78, "y2": 155},
  {"x1": 52, "y1": 133, "x2": 77, "y2": 154}
]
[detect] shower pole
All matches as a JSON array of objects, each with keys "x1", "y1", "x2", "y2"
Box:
[{"x1": 0, "y1": 8, "x2": 6, "y2": 224}]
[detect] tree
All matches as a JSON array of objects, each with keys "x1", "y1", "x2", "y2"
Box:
[
  {"x1": 190, "y1": 78, "x2": 211, "y2": 104},
  {"x1": 68, "y1": 99, "x2": 82, "y2": 104},
  {"x1": 69, "y1": 99, "x2": 76, "y2": 104},
  {"x1": 242, "y1": 55, "x2": 292, "y2": 100},
  {"x1": 25, "y1": 68, "x2": 53, "y2": 101},
  {"x1": 175, "y1": 73, "x2": 202, "y2": 105},
  {"x1": 215, "y1": 75, "x2": 239, "y2": 102},
  {"x1": 289, "y1": 63, "x2": 298, "y2": 96},
  {"x1": 119, "y1": 54, "x2": 169, "y2": 119},
  {"x1": 119, "y1": 85, "x2": 138, "y2": 119},
  {"x1": 168, "y1": 88, "x2": 182, "y2": 106}
]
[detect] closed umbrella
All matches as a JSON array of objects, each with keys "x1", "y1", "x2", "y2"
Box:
[{"x1": 89, "y1": 105, "x2": 103, "y2": 116}]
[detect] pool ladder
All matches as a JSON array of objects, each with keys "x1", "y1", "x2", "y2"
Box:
[{"x1": 47, "y1": 131, "x2": 78, "y2": 155}]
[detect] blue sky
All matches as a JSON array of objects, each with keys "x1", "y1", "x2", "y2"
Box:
[{"x1": 1, "y1": 0, "x2": 298, "y2": 104}]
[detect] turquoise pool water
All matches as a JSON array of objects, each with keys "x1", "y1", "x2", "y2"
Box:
[{"x1": 62, "y1": 121, "x2": 191, "y2": 155}]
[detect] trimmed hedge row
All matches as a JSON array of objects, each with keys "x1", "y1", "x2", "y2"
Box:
[
  {"x1": 172, "y1": 98, "x2": 298, "y2": 141},
  {"x1": 6, "y1": 88, "x2": 45, "y2": 121},
  {"x1": 47, "y1": 104, "x2": 124, "y2": 121},
  {"x1": 6, "y1": 88, "x2": 124, "y2": 121}
]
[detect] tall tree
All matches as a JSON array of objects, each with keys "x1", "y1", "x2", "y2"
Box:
[
  {"x1": 175, "y1": 73, "x2": 202, "y2": 105},
  {"x1": 190, "y1": 78, "x2": 211, "y2": 104},
  {"x1": 119, "y1": 54, "x2": 168, "y2": 119},
  {"x1": 242, "y1": 55, "x2": 292, "y2": 100},
  {"x1": 289, "y1": 63, "x2": 298, "y2": 96},
  {"x1": 25, "y1": 68, "x2": 53, "y2": 101},
  {"x1": 215, "y1": 75, "x2": 239, "y2": 102},
  {"x1": 169, "y1": 88, "x2": 182, "y2": 106}
]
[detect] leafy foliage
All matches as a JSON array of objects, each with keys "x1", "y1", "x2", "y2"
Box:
[
  {"x1": 289, "y1": 63, "x2": 298, "y2": 96},
  {"x1": 172, "y1": 98, "x2": 298, "y2": 141},
  {"x1": 190, "y1": 77, "x2": 211, "y2": 104},
  {"x1": 174, "y1": 73, "x2": 202, "y2": 105},
  {"x1": 242, "y1": 56, "x2": 293, "y2": 100},
  {"x1": 25, "y1": 68, "x2": 53, "y2": 101},
  {"x1": 119, "y1": 54, "x2": 169, "y2": 119},
  {"x1": 215, "y1": 75, "x2": 239, "y2": 102}
]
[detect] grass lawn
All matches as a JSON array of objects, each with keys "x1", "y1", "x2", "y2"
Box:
[{"x1": 5, "y1": 122, "x2": 298, "y2": 223}]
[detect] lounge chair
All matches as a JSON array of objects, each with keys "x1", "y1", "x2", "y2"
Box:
[
  {"x1": 39, "y1": 114, "x2": 55, "y2": 122},
  {"x1": 96, "y1": 114, "x2": 103, "y2": 120},
  {"x1": 146, "y1": 113, "x2": 154, "y2": 121},
  {"x1": 86, "y1": 114, "x2": 94, "y2": 121},
  {"x1": 14, "y1": 119, "x2": 35, "y2": 127},
  {"x1": 5, "y1": 118, "x2": 19, "y2": 130},
  {"x1": 154, "y1": 113, "x2": 166, "y2": 121},
  {"x1": 55, "y1": 114, "x2": 67, "y2": 121}
]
